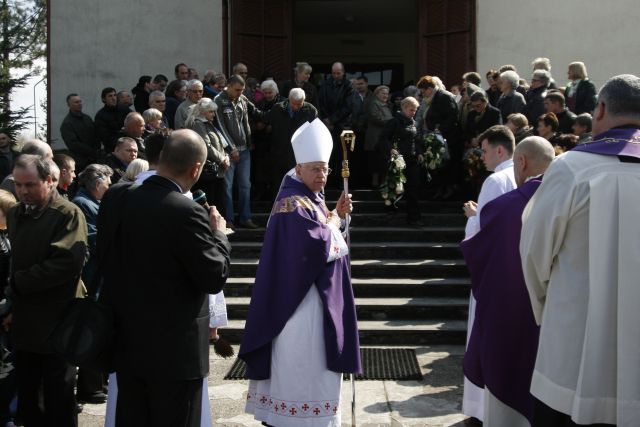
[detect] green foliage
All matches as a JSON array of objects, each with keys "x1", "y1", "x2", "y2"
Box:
[{"x1": 0, "y1": 0, "x2": 46, "y2": 139}]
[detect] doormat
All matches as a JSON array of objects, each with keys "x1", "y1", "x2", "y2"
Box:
[{"x1": 224, "y1": 348, "x2": 422, "y2": 381}]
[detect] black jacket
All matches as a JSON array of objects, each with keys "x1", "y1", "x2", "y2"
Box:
[
  {"x1": 264, "y1": 100, "x2": 318, "y2": 176},
  {"x1": 565, "y1": 79, "x2": 597, "y2": 115},
  {"x1": 95, "y1": 105, "x2": 129, "y2": 153},
  {"x1": 98, "y1": 177, "x2": 231, "y2": 380},
  {"x1": 424, "y1": 89, "x2": 462, "y2": 148},
  {"x1": 465, "y1": 105, "x2": 502, "y2": 140},
  {"x1": 60, "y1": 111, "x2": 99, "y2": 169},
  {"x1": 318, "y1": 77, "x2": 352, "y2": 129},
  {"x1": 555, "y1": 109, "x2": 577, "y2": 134},
  {"x1": 522, "y1": 86, "x2": 548, "y2": 125},
  {"x1": 381, "y1": 113, "x2": 422, "y2": 160}
]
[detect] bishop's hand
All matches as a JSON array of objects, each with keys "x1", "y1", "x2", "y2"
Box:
[{"x1": 335, "y1": 192, "x2": 353, "y2": 219}]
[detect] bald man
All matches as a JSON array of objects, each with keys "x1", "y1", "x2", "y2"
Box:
[
  {"x1": 461, "y1": 136, "x2": 555, "y2": 427},
  {"x1": 98, "y1": 129, "x2": 231, "y2": 426}
]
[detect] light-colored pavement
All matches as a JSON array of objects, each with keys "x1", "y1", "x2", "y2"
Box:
[{"x1": 79, "y1": 345, "x2": 468, "y2": 427}]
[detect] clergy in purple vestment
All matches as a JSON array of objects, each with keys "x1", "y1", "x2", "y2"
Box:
[
  {"x1": 460, "y1": 136, "x2": 555, "y2": 425},
  {"x1": 240, "y1": 118, "x2": 361, "y2": 427}
]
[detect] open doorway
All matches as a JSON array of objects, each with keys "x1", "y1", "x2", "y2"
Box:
[{"x1": 293, "y1": 0, "x2": 418, "y2": 92}]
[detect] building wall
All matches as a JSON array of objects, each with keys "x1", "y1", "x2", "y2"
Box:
[
  {"x1": 477, "y1": 0, "x2": 640, "y2": 92},
  {"x1": 50, "y1": 0, "x2": 223, "y2": 148}
]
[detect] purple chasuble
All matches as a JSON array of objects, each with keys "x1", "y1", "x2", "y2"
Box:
[
  {"x1": 239, "y1": 175, "x2": 362, "y2": 380},
  {"x1": 460, "y1": 178, "x2": 542, "y2": 423},
  {"x1": 572, "y1": 126, "x2": 640, "y2": 159}
]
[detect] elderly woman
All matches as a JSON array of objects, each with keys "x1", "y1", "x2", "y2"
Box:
[
  {"x1": 279, "y1": 61, "x2": 318, "y2": 107},
  {"x1": 497, "y1": 70, "x2": 526, "y2": 122},
  {"x1": 184, "y1": 97, "x2": 230, "y2": 215},
  {"x1": 164, "y1": 79, "x2": 187, "y2": 129},
  {"x1": 142, "y1": 108, "x2": 163, "y2": 136},
  {"x1": 120, "y1": 158, "x2": 149, "y2": 183},
  {"x1": 381, "y1": 96, "x2": 425, "y2": 225},
  {"x1": 565, "y1": 61, "x2": 597, "y2": 115},
  {"x1": 366, "y1": 85, "x2": 393, "y2": 187}
]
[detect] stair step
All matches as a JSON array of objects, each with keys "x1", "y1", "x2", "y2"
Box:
[
  {"x1": 226, "y1": 297, "x2": 468, "y2": 320},
  {"x1": 243, "y1": 200, "x2": 464, "y2": 214},
  {"x1": 230, "y1": 258, "x2": 468, "y2": 278},
  {"x1": 251, "y1": 212, "x2": 467, "y2": 227},
  {"x1": 231, "y1": 241, "x2": 462, "y2": 259},
  {"x1": 229, "y1": 226, "x2": 465, "y2": 243},
  {"x1": 222, "y1": 319, "x2": 467, "y2": 345},
  {"x1": 224, "y1": 277, "x2": 471, "y2": 298}
]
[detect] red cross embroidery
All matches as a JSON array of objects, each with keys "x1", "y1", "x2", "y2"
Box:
[
  {"x1": 333, "y1": 245, "x2": 340, "y2": 253},
  {"x1": 274, "y1": 404, "x2": 279, "y2": 412},
  {"x1": 260, "y1": 396, "x2": 267, "y2": 404},
  {"x1": 289, "y1": 407, "x2": 297, "y2": 415},
  {"x1": 302, "y1": 403, "x2": 309, "y2": 411},
  {"x1": 325, "y1": 402, "x2": 331, "y2": 410},
  {"x1": 333, "y1": 406, "x2": 338, "y2": 413},
  {"x1": 313, "y1": 407, "x2": 321, "y2": 415},
  {"x1": 281, "y1": 402, "x2": 287, "y2": 410}
]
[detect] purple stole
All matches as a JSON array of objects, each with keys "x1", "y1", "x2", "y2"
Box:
[{"x1": 572, "y1": 126, "x2": 640, "y2": 159}]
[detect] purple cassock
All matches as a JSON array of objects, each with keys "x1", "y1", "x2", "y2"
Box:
[
  {"x1": 239, "y1": 175, "x2": 362, "y2": 380},
  {"x1": 460, "y1": 178, "x2": 542, "y2": 423},
  {"x1": 573, "y1": 126, "x2": 640, "y2": 159}
]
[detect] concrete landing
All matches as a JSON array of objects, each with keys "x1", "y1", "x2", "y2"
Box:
[{"x1": 79, "y1": 345, "x2": 469, "y2": 426}]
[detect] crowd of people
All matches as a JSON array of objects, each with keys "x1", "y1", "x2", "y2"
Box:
[{"x1": 0, "y1": 56, "x2": 636, "y2": 427}]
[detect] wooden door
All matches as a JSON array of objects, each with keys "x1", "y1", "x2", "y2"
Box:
[
  {"x1": 228, "y1": 0, "x2": 293, "y2": 82},
  {"x1": 418, "y1": 0, "x2": 476, "y2": 88}
]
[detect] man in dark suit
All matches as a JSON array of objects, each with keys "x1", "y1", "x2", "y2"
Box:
[
  {"x1": 466, "y1": 92, "x2": 502, "y2": 144},
  {"x1": 417, "y1": 75, "x2": 463, "y2": 199},
  {"x1": 98, "y1": 129, "x2": 231, "y2": 426}
]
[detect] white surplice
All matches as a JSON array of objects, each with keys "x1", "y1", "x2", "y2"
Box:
[
  {"x1": 521, "y1": 151, "x2": 640, "y2": 426},
  {"x1": 462, "y1": 158, "x2": 516, "y2": 421}
]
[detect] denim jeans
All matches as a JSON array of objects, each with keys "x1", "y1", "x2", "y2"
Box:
[{"x1": 224, "y1": 149, "x2": 252, "y2": 224}]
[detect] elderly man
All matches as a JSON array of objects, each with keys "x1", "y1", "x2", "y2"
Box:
[
  {"x1": 264, "y1": 87, "x2": 318, "y2": 194},
  {"x1": 95, "y1": 87, "x2": 129, "y2": 153},
  {"x1": 521, "y1": 74, "x2": 640, "y2": 427},
  {"x1": 0, "y1": 139, "x2": 53, "y2": 197},
  {"x1": 116, "y1": 91, "x2": 133, "y2": 111},
  {"x1": 60, "y1": 93, "x2": 99, "y2": 171},
  {"x1": 461, "y1": 137, "x2": 555, "y2": 427},
  {"x1": 174, "y1": 80, "x2": 204, "y2": 129},
  {"x1": 240, "y1": 118, "x2": 360, "y2": 427},
  {"x1": 104, "y1": 137, "x2": 138, "y2": 183},
  {"x1": 215, "y1": 74, "x2": 259, "y2": 229},
  {"x1": 98, "y1": 129, "x2": 230, "y2": 426},
  {"x1": 497, "y1": 70, "x2": 526, "y2": 122},
  {"x1": 523, "y1": 70, "x2": 550, "y2": 126},
  {"x1": 115, "y1": 112, "x2": 146, "y2": 158},
  {"x1": 543, "y1": 91, "x2": 576, "y2": 134},
  {"x1": 7, "y1": 154, "x2": 87, "y2": 426},
  {"x1": 148, "y1": 90, "x2": 169, "y2": 128},
  {"x1": 462, "y1": 125, "x2": 517, "y2": 423}
]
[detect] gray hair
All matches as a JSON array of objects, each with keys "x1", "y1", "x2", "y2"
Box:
[
  {"x1": 124, "y1": 112, "x2": 144, "y2": 126},
  {"x1": 532, "y1": 69, "x2": 550, "y2": 85},
  {"x1": 500, "y1": 70, "x2": 520, "y2": 89},
  {"x1": 260, "y1": 79, "x2": 279, "y2": 94},
  {"x1": 48, "y1": 160, "x2": 60, "y2": 183},
  {"x1": 597, "y1": 74, "x2": 640, "y2": 119},
  {"x1": 289, "y1": 87, "x2": 306, "y2": 102},
  {"x1": 294, "y1": 62, "x2": 312, "y2": 75},
  {"x1": 149, "y1": 90, "x2": 165, "y2": 104},
  {"x1": 78, "y1": 163, "x2": 114, "y2": 190},
  {"x1": 142, "y1": 108, "x2": 163, "y2": 123},
  {"x1": 185, "y1": 97, "x2": 218, "y2": 128},
  {"x1": 532, "y1": 57, "x2": 551, "y2": 71},
  {"x1": 21, "y1": 139, "x2": 53, "y2": 160},
  {"x1": 14, "y1": 154, "x2": 53, "y2": 181},
  {"x1": 122, "y1": 159, "x2": 149, "y2": 182},
  {"x1": 187, "y1": 79, "x2": 203, "y2": 90}
]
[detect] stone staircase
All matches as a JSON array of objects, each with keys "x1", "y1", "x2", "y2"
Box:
[{"x1": 223, "y1": 189, "x2": 469, "y2": 346}]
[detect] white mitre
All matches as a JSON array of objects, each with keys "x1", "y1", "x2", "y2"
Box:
[{"x1": 291, "y1": 118, "x2": 333, "y2": 164}]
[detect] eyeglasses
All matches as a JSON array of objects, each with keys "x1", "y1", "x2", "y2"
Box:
[{"x1": 305, "y1": 166, "x2": 332, "y2": 176}]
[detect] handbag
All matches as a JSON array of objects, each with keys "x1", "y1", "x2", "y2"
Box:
[
  {"x1": 49, "y1": 183, "x2": 134, "y2": 372},
  {"x1": 50, "y1": 288, "x2": 114, "y2": 372},
  {"x1": 199, "y1": 159, "x2": 220, "y2": 182}
]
